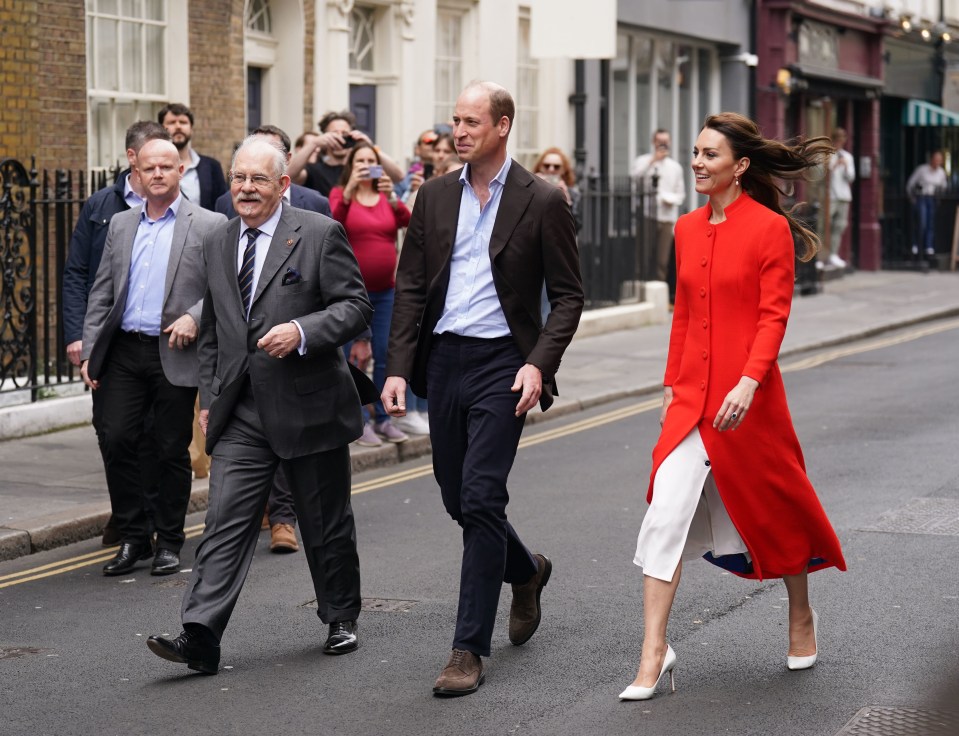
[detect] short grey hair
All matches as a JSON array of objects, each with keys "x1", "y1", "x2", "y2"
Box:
[{"x1": 231, "y1": 135, "x2": 287, "y2": 178}]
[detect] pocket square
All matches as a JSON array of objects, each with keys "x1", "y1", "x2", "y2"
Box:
[{"x1": 282, "y1": 267, "x2": 302, "y2": 286}]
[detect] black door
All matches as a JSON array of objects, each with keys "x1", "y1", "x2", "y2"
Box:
[{"x1": 350, "y1": 84, "x2": 376, "y2": 139}]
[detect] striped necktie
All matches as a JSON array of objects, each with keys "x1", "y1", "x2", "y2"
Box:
[{"x1": 239, "y1": 227, "x2": 260, "y2": 317}]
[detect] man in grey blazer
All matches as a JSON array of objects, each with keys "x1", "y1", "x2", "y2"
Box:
[
  {"x1": 81, "y1": 139, "x2": 226, "y2": 577},
  {"x1": 147, "y1": 136, "x2": 374, "y2": 675}
]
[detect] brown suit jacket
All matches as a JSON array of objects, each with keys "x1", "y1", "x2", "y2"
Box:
[{"x1": 386, "y1": 160, "x2": 584, "y2": 410}]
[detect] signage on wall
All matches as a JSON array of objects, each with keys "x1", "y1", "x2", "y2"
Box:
[{"x1": 799, "y1": 21, "x2": 839, "y2": 70}]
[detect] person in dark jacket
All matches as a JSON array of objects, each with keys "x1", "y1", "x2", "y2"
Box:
[{"x1": 159, "y1": 103, "x2": 228, "y2": 211}]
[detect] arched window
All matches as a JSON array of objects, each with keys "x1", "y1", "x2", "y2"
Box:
[{"x1": 247, "y1": 0, "x2": 272, "y2": 35}]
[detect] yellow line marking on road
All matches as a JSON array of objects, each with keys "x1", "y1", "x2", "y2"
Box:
[
  {"x1": 4, "y1": 319, "x2": 954, "y2": 588},
  {"x1": 0, "y1": 524, "x2": 207, "y2": 588},
  {"x1": 781, "y1": 318, "x2": 959, "y2": 373}
]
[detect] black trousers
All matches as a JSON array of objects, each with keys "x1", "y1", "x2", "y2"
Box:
[
  {"x1": 95, "y1": 332, "x2": 196, "y2": 551},
  {"x1": 427, "y1": 334, "x2": 538, "y2": 657},
  {"x1": 92, "y1": 390, "x2": 161, "y2": 533},
  {"x1": 182, "y1": 382, "x2": 360, "y2": 641},
  {"x1": 267, "y1": 467, "x2": 297, "y2": 526}
]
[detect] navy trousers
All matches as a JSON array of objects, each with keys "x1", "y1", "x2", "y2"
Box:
[{"x1": 427, "y1": 334, "x2": 538, "y2": 657}]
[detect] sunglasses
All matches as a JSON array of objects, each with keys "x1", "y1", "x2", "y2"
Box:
[{"x1": 541, "y1": 163, "x2": 563, "y2": 172}]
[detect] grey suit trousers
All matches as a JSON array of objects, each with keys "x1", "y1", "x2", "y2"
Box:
[{"x1": 181, "y1": 381, "x2": 361, "y2": 640}]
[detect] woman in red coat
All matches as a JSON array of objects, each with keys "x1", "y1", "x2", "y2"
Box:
[{"x1": 620, "y1": 113, "x2": 846, "y2": 701}]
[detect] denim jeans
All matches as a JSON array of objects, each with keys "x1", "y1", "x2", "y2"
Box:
[
  {"x1": 342, "y1": 288, "x2": 393, "y2": 424},
  {"x1": 915, "y1": 196, "x2": 937, "y2": 254}
]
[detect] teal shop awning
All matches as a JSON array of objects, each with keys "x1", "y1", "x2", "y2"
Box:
[{"x1": 904, "y1": 99, "x2": 959, "y2": 126}]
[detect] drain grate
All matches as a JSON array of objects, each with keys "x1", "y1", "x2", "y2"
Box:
[
  {"x1": 301, "y1": 597, "x2": 417, "y2": 613},
  {"x1": 834, "y1": 707, "x2": 959, "y2": 735},
  {"x1": 858, "y1": 497, "x2": 959, "y2": 537},
  {"x1": 0, "y1": 646, "x2": 49, "y2": 660}
]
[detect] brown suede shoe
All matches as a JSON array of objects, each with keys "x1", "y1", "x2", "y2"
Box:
[
  {"x1": 269, "y1": 523, "x2": 299, "y2": 553},
  {"x1": 509, "y1": 553, "x2": 552, "y2": 645},
  {"x1": 432, "y1": 649, "x2": 485, "y2": 697}
]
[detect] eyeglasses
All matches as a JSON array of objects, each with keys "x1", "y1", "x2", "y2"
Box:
[
  {"x1": 228, "y1": 173, "x2": 276, "y2": 188},
  {"x1": 541, "y1": 163, "x2": 563, "y2": 172}
]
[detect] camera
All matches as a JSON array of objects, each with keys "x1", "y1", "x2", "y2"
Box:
[
  {"x1": 423, "y1": 163, "x2": 434, "y2": 179},
  {"x1": 340, "y1": 135, "x2": 357, "y2": 149},
  {"x1": 367, "y1": 164, "x2": 383, "y2": 179}
]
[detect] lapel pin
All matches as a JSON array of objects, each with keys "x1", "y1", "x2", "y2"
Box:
[{"x1": 287, "y1": 239, "x2": 294, "y2": 246}]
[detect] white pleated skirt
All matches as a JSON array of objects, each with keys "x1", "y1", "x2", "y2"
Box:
[{"x1": 633, "y1": 428, "x2": 750, "y2": 582}]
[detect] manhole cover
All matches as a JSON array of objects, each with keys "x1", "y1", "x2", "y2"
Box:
[
  {"x1": 0, "y1": 646, "x2": 49, "y2": 660},
  {"x1": 858, "y1": 498, "x2": 959, "y2": 537},
  {"x1": 835, "y1": 707, "x2": 959, "y2": 735},
  {"x1": 300, "y1": 597, "x2": 417, "y2": 613}
]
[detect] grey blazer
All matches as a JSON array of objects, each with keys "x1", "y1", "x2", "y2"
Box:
[
  {"x1": 81, "y1": 198, "x2": 227, "y2": 387},
  {"x1": 198, "y1": 202, "x2": 374, "y2": 458}
]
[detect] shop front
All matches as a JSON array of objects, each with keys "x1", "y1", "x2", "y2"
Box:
[{"x1": 756, "y1": 1, "x2": 885, "y2": 271}]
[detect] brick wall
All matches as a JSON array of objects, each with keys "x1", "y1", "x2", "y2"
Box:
[
  {"x1": 187, "y1": 0, "x2": 246, "y2": 170},
  {"x1": 0, "y1": 0, "x2": 41, "y2": 164},
  {"x1": 37, "y1": 0, "x2": 87, "y2": 174},
  {"x1": 303, "y1": 0, "x2": 315, "y2": 133}
]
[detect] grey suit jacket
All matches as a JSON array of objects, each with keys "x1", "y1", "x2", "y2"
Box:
[
  {"x1": 198, "y1": 202, "x2": 374, "y2": 458},
  {"x1": 82, "y1": 198, "x2": 227, "y2": 387}
]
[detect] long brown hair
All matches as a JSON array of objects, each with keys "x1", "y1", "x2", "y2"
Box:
[
  {"x1": 702, "y1": 112, "x2": 833, "y2": 262},
  {"x1": 336, "y1": 142, "x2": 379, "y2": 187}
]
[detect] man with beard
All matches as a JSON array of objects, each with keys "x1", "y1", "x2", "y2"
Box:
[{"x1": 159, "y1": 103, "x2": 228, "y2": 211}]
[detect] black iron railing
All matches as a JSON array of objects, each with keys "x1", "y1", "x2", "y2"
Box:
[
  {"x1": 579, "y1": 176, "x2": 658, "y2": 309},
  {"x1": 0, "y1": 158, "x2": 111, "y2": 402}
]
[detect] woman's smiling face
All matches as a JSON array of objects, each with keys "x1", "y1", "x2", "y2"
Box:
[{"x1": 691, "y1": 127, "x2": 746, "y2": 198}]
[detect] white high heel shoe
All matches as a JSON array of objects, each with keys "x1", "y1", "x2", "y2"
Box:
[
  {"x1": 619, "y1": 644, "x2": 677, "y2": 700},
  {"x1": 786, "y1": 608, "x2": 818, "y2": 671}
]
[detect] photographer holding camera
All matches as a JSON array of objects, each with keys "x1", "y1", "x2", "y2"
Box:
[
  {"x1": 288, "y1": 110, "x2": 404, "y2": 197},
  {"x1": 631, "y1": 129, "x2": 686, "y2": 282}
]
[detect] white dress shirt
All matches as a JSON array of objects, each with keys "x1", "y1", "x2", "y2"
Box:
[{"x1": 631, "y1": 153, "x2": 686, "y2": 223}]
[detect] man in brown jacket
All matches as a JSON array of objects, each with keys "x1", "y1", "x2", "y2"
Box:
[{"x1": 382, "y1": 81, "x2": 584, "y2": 697}]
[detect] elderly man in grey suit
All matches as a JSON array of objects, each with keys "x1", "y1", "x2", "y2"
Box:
[
  {"x1": 81, "y1": 138, "x2": 226, "y2": 577},
  {"x1": 147, "y1": 136, "x2": 374, "y2": 675}
]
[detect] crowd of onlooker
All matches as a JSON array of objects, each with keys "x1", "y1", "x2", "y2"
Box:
[{"x1": 63, "y1": 102, "x2": 582, "y2": 560}]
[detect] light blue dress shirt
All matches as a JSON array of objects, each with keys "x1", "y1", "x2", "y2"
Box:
[
  {"x1": 434, "y1": 157, "x2": 512, "y2": 337},
  {"x1": 120, "y1": 197, "x2": 180, "y2": 335},
  {"x1": 123, "y1": 173, "x2": 144, "y2": 209},
  {"x1": 180, "y1": 148, "x2": 201, "y2": 205}
]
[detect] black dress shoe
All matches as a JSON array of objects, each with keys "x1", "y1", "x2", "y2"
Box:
[
  {"x1": 102, "y1": 541, "x2": 153, "y2": 576},
  {"x1": 147, "y1": 630, "x2": 220, "y2": 675},
  {"x1": 151, "y1": 548, "x2": 180, "y2": 575},
  {"x1": 323, "y1": 621, "x2": 358, "y2": 655}
]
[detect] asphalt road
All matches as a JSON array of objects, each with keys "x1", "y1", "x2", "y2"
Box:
[{"x1": 2, "y1": 320, "x2": 958, "y2": 736}]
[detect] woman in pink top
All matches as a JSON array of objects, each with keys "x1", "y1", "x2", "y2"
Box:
[{"x1": 330, "y1": 142, "x2": 412, "y2": 446}]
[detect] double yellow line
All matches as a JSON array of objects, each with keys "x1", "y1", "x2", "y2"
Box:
[{"x1": 3, "y1": 318, "x2": 956, "y2": 589}]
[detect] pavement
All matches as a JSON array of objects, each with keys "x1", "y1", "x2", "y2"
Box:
[{"x1": 1, "y1": 269, "x2": 957, "y2": 563}]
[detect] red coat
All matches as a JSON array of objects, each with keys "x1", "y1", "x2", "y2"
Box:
[{"x1": 649, "y1": 194, "x2": 845, "y2": 580}]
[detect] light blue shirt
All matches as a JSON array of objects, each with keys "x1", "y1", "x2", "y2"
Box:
[
  {"x1": 123, "y1": 173, "x2": 144, "y2": 209},
  {"x1": 235, "y1": 204, "x2": 307, "y2": 354},
  {"x1": 120, "y1": 196, "x2": 181, "y2": 335},
  {"x1": 180, "y1": 148, "x2": 201, "y2": 205},
  {"x1": 434, "y1": 157, "x2": 512, "y2": 337}
]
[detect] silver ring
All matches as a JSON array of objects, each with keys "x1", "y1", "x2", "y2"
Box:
[{"x1": 730, "y1": 412, "x2": 737, "y2": 419}]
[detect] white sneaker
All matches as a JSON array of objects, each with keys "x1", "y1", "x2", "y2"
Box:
[
  {"x1": 828, "y1": 254, "x2": 846, "y2": 268},
  {"x1": 394, "y1": 411, "x2": 430, "y2": 435},
  {"x1": 815, "y1": 260, "x2": 825, "y2": 270}
]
